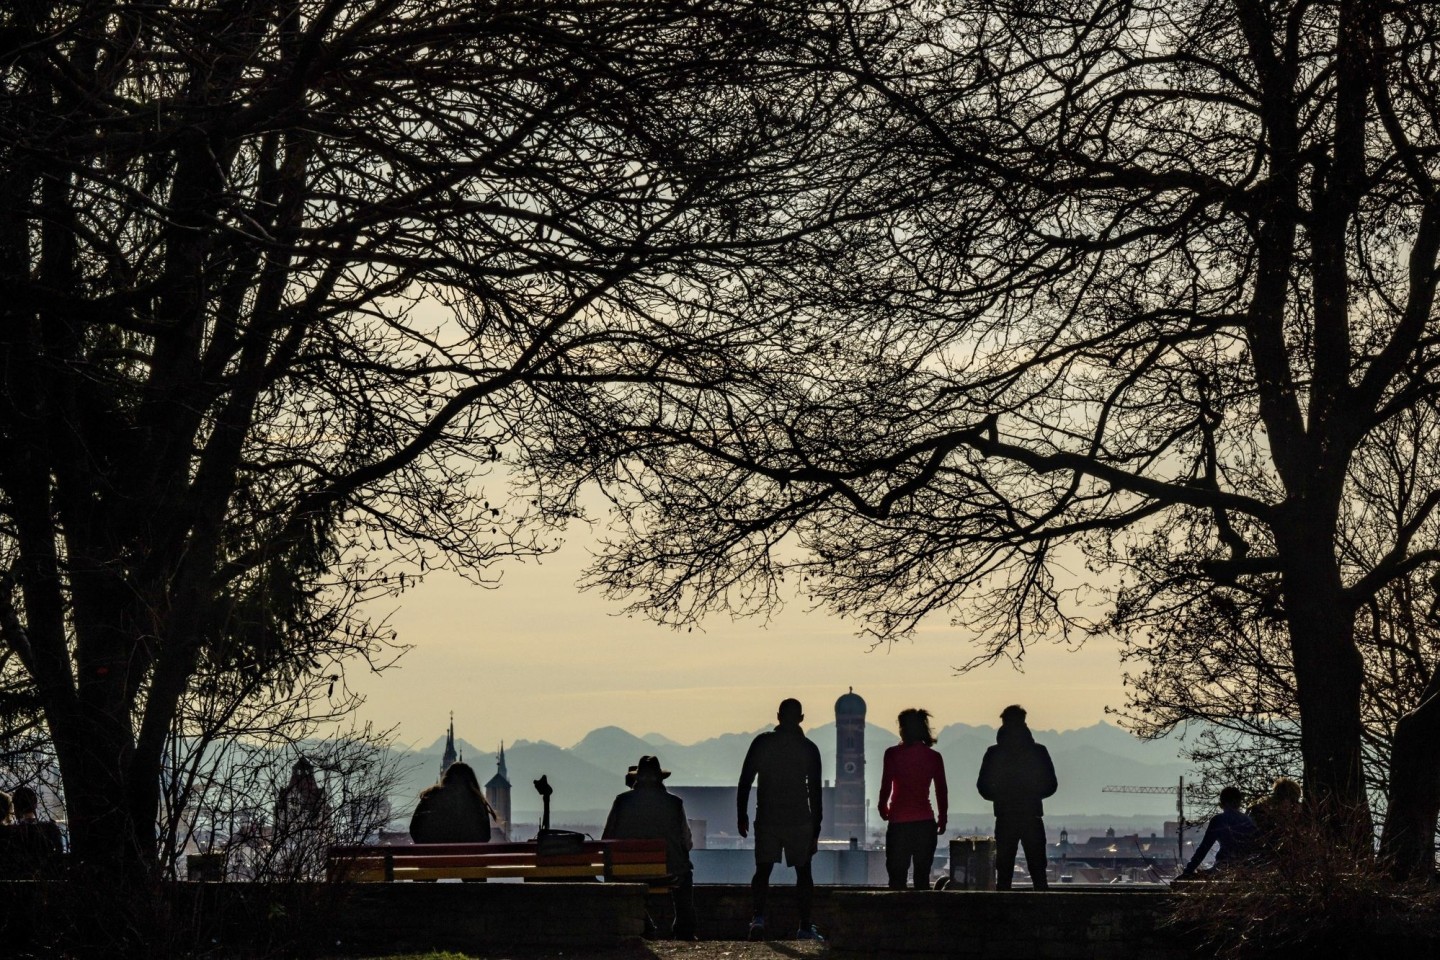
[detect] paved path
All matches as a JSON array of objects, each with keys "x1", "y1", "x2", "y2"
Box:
[
  {"x1": 360, "y1": 942, "x2": 829, "y2": 960},
  {"x1": 649, "y1": 943, "x2": 827, "y2": 960}
]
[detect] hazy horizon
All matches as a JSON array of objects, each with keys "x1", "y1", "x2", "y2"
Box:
[
  {"x1": 369, "y1": 712, "x2": 1194, "y2": 826},
  {"x1": 401, "y1": 715, "x2": 1144, "y2": 754}
]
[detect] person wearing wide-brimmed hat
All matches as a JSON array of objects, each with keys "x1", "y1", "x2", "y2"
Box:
[{"x1": 603, "y1": 755, "x2": 695, "y2": 939}]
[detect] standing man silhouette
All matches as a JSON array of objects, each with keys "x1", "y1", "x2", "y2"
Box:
[
  {"x1": 977, "y1": 704, "x2": 1057, "y2": 890},
  {"x1": 738, "y1": 698, "x2": 824, "y2": 941}
]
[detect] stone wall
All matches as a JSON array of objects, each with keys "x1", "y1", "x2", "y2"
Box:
[
  {"x1": 10, "y1": 879, "x2": 1439, "y2": 958},
  {"x1": 321, "y1": 881, "x2": 649, "y2": 953},
  {"x1": 823, "y1": 889, "x2": 1189, "y2": 960},
  {"x1": 0, "y1": 880, "x2": 650, "y2": 956},
  {"x1": 648, "y1": 884, "x2": 853, "y2": 939},
  {"x1": 4, "y1": 879, "x2": 1189, "y2": 956},
  {"x1": 6, "y1": 879, "x2": 1186, "y2": 956}
]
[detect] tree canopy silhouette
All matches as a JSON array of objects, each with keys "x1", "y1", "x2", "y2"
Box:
[
  {"x1": 548, "y1": 0, "x2": 1440, "y2": 872},
  {"x1": 0, "y1": 0, "x2": 808, "y2": 872}
]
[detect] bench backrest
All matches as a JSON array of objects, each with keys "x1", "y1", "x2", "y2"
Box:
[{"x1": 326, "y1": 838, "x2": 668, "y2": 883}]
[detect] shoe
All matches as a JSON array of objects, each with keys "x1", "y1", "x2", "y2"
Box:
[
  {"x1": 795, "y1": 923, "x2": 825, "y2": 941},
  {"x1": 747, "y1": 915, "x2": 765, "y2": 941}
]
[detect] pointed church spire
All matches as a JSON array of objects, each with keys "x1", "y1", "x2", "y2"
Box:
[
  {"x1": 441, "y1": 712, "x2": 458, "y2": 777},
  {"x1": 487, "y1": 741, "x2": 511, "y2": 790},
  {"x1": 485, "y1": 740, "x2": 512, "y2": 841}
]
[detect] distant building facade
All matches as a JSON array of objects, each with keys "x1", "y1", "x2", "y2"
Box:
[
  {"x1": 275, "y1": 756, "x2": 327, "y2": 832},
  {"x1": 273, "y1": 756, "x2": 329, "y2": 879},
  {"x1": 830, "y1": 687, "x2": 867, "y2": 842},
  {"x1": 486, "y1": 743, "x2": 512, "y2": 841},
  {"x1": 1054, "y1": 825, "x2": 1183, "y2": 883},
  {"x1": 670, "y1": 784, "x2": 840, "y2": 848}
]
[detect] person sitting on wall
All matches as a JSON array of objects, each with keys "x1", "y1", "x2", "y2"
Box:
[
  {"x1": 1247, "y1": 777, "x2": 1302, "y2": 865},
  {"x1": 603, "y1": 755, "x2": 696, "y2": 940},
  {"x1": 1178, "y1": 786, "x2": 1256, "y2": 880},
  {"x1": 0, "y1": 785, "x2": 65, "y2": 879}
]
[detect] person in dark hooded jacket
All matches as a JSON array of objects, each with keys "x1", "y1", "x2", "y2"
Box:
[{"x1": 976, "y1": 705, "x2": 1057, "y2": 890}]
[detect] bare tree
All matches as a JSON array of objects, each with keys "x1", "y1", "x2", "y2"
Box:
[
  {"x1": 170, "y1": 730, "x2": 406, "y2": 883},
  {"x1": 1109, "y1": 368, "x2": 1440, "y2": 873},
  {"x1": 541, "y1": 0, "x2": 1440, "y2": 873},
  {"x1": 1113, "y1": 555, "x2": 1439, "y2": 826},
  {"x1": 0, "y1": 0, "x2": 808, "y2": 874}
]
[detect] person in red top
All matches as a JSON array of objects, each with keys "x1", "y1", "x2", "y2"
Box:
[{"x1": 878, "y1": 708, "x2": 948, "y2": 889}]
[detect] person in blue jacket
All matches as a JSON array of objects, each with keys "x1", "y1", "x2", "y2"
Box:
[{"x1": 1179, "y1": 786, "x2": 1256, "y2": 878}]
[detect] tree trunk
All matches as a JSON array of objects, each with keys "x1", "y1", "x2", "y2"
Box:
[
  {"x1": 1280, "y1": 524, "x2": 1372, "y2": 839},
  {"x1": 51, "y1": 707, "x2": 158, "y2": 877},
  {"x1": 1380, "y1": 672, "x2": 1440, "y2": 878}
]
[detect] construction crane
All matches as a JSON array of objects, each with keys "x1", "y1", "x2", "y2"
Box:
[{"x1": 1102, "y1": 777, "x2": 1203, "y2": 862}]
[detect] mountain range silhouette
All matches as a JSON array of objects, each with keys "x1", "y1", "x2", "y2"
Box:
[{"x1": 385, "y1": 720, "x2": 1196, "y2": 830}]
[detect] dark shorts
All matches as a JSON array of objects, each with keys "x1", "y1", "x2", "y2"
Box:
[{"x1": 754, "y1": 820, "x2": 816, "y2": 867}]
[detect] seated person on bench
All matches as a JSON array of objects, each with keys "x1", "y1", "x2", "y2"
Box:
[
  {"x1": 603, "y1": 755, "x2": 695, "y2": 940},
  {"x1": 411, "y1": 762, "x2": 496, "y2": 843}
]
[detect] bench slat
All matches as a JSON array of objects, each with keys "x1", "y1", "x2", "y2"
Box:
[
  {"x1": 329, "y1": 839, "x2": 664, "y2": 857},
  {"x1": 344, "y1": 866, "x2": 669, "y2": 881},
  {"x1": 608, "y1": 851, "x2": 671, "y2": 864},
  {"x1": 326, "y1": 838, "x2": 669, "y2": 886},
  {"x1": 343, "y1": 853, "x2": 614, "y2": 869}
]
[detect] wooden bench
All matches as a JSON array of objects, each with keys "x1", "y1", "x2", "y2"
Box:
[{"x1": 326, "y1": 838, "x2": 670, "y2": 886}]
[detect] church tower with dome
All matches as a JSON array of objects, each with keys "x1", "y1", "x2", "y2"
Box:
[{"x1": 832, "y1": 687, "x2": 867, "y2": 842}]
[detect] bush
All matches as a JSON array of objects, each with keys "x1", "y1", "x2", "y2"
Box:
[{"x1": 1167, "y1": 815, "x2": 1440, "y2": 959}]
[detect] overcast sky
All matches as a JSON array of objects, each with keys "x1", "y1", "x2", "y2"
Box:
[{"x1": 350, "y1": 526, "x2": 1130, "y2": 752}]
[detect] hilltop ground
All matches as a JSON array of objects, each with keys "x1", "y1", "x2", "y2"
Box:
[{"x1": 363, "y1": 943, "x2": 828, "y2": 960}]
